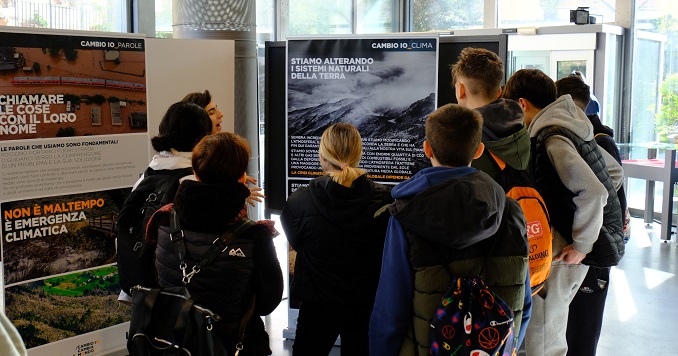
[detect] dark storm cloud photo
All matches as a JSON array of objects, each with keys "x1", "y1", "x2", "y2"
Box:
[{"x1": 288, "y1": 50, "x2": 437, "y2": 138}]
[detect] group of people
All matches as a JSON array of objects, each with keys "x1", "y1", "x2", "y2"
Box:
[
  {"x1": 119, "y1": 90, "x2": 281, "y2": 356},
  {"x1": 281, "y1": 47, "x2": 625, "y2": 356},
  {"x1": 125, "y1": 46, "x2": 626, "y2": 356}
]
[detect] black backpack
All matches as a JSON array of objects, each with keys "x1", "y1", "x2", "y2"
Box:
[
  {"x1": 127, "y1": 209, "x2": 256, "y2": 356},
  {"x1": 117, "y1": 167, "x2": 194, "y2": 295}
]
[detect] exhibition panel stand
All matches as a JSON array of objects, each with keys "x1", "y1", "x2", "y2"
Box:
[
  {"x1": 0, "y1": 27, "x2": 236, "y2": 356},
  {"x1": 265, "y1": 32, "x2": 511, "y2": 342}
]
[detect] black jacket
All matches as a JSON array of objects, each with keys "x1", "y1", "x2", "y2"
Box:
[
  {"x1": 588, "y1": 113, "x2": 628, "y2": 215},
  {"x1": 533, "y1": 126, "x2": 624, "y2": 267},
  {"x1": 152, "y1": 180, "x2": 283, "y2": 356},
  {"x1": 280, "y1": 174, "x2": 393, "y2": 306}
]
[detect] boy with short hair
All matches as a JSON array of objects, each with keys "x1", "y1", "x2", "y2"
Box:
[
  {"x1": 368, "y1": 104, "x2": 529, "y2": 356},
  {"x1": 556, "y1": 74, "x2": 628, "y2": 356},
  {"x1": 503, "y1": 69, "x2": 624, "y2": 356},
  {"x1": 452, "y1": 47, "x2": 533, "y2": 346},
  {"x1": 451, "y1": 47, "x2": 530, "y2": 180}
]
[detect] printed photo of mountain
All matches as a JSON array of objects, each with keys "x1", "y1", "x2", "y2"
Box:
[
  {"x1": 287, "y1": 38, "x2": 438, "y2": 182},
  {"x1": 288, "y1": 50, "x2": 437, "y2": 139}
]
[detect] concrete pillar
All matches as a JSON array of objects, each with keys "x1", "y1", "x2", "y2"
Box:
[{"x1": 172, "y1": 0, "x2": 261, "y2": 219}]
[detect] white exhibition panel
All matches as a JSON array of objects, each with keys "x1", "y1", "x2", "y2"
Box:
[
  {"x1": 0, "y1": 29, "x2": 236, "y2": 356},
  {"x1": 28, "y1": 323, "x2": 128, "y2": 356},
  {"x1": 144, "y1": 38, "x2": 235, "y2": 158}
]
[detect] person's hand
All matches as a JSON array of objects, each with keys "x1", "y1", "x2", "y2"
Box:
[
  {"x1": 245, "y1": 175, "x2": 257, "y2": 185},
  {"x1": 553, "y1": 244, "x2": 586, "y2": 264},
  {"x1": 246, "y1": 186, "x2": 264, "y2": 207},
  {"x1": 242, "y1": 174, "x2": 264, "y2": 207}
]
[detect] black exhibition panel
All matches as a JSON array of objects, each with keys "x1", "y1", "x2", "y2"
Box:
[
  {"x1": 263, "y1": 35, "x2": 507, "y2": 216},
  {"x1": 437, "y1": 34, "x2": 508, "y2": 107},
  {"x1": 264, "y1": 41, "x2": 287, "y2": 216}
]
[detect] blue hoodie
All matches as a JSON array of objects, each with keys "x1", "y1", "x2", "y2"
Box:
[{"x1": 368, "y1": 166, "x2": 532, "y2": 355}]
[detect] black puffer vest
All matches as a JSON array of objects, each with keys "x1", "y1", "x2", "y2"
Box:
[{"x1": 532, "y1": 126, "x2": 624, "y2": 267}]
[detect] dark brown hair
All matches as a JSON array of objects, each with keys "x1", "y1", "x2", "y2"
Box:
[
  {"x1": 450, "y1": 47, "x2": 504, "y2": 99},
  {"x1": 502, "y1": 69, "x2": 557, "y2": 109},
  {"x1": 192, "y1": 132, "x2": 250, "y2": 184},
  {"x1": 555, "y1": 75, "x2": 591, "y2": 107},
  {"x1": 150, "y1": 102, "x2": 212, "y2": 152},
  {"x1": 426, "y1": 104, "x2": 483, "y2": 167},
  {"x1": 182, "y1": 90, "x2": 212, "y2": 109}
]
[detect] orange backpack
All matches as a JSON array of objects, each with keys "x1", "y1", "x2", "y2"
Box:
[{"x1": 489, "y1": 151, "x2": 552, "y2": 295}]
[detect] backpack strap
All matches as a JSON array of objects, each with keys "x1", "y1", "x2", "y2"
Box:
[
  {"x1": 488, "y1": 150, "x2": 507, "y2": 171},
  {"x1": 169, "y1": 209, "x2": 189, "y2": 278},
  {"x1": 169, "y1": 208, "x2": 255, "y2": 284},
  {"x1": 173, "y1": 294, "x2": 196, "y2": 344},
  {"x1": 234, "y1": 294, "x2": 257, "y2": 356},
  {"x1": 145, "y1": 166, "x2": 194, "y2": 179},
  {"x1": 168, "y1": 208, "x2": 257, "y2": 355},
  {"x1": 140, "y1": 287, "x2": 161, "y2": 333}
]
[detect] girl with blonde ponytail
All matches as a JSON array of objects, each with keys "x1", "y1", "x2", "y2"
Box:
[
  {"x1": 318, "y1": 123, "x2": 367, "y2": 187},
  {"x1": 281, "y1": 123, "x2": 394, "y2": 356}
]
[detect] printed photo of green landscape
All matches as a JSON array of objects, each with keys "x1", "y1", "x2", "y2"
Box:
[{"x1": 5, "y1": 265, "x2": 130, "y2": 349}]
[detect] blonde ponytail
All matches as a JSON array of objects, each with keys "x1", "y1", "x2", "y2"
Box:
[{"x1": 319, "y1": 123, "x2": 367, "y2": 187}]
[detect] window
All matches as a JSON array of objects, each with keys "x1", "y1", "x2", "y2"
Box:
[
  {"x1": 257, "y1": 0, "x2": 274, "y2": 41},
  {"x1": 412, "y1": 0, "x2": 483, "y2": 31},
  {"x1": 357, "y1": 0, "x2": 397, "y2": 34},
  {"x1": 631, "y1": 3, "x2": 678, "y2": 145},
  {"x1": 630, "y1": 33, "x2": 663, "y2": 144},
  {"x1": 625, "y1": 1, "x2": 678, "y2": 216},
  {"x1": 155, "y1": 0, "x2": 172, "y2": 38},
  {"x1": 288, "y1": 0, "x2": 352, "y2": 35},
  {"x1": 0, "y1": 0, "x2": 128, "y2": 32},
  {"x1": 287, "y1": 0, "x2": 397, "y2": 36}
]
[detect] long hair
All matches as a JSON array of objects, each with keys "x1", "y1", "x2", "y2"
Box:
[{"x1": 319, "y1": 123, "x2": 367, "y2": 187}]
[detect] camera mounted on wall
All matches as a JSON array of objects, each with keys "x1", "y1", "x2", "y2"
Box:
[{"x1": 570, "y1": 7, "x2": 595, "y2": 25}]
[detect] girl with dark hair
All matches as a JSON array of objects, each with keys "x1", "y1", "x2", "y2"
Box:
[
  {"x1": 117, "y1": 101, "x2": 212, "y2": 303},
  {"x1": 182, "y1": 90, "x2": 223, "y2": 134},
  {"x1": 182, "y1": 89, "x2": 264, "y2": 206},
  {"x1": 146, "y1": 101, "x2": 213, "y2": 175},
  {"x1": 150, "y1": 132, "x2": 283, "y2": 356},
  {"x1": 280, "y1": 123, "x2": 393, "y2": 356}
]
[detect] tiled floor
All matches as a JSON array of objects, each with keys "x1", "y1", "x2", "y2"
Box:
[
  {"x1": 264, "y1": 216, "x2": 678, "y2": 356},
  {"x1": 595, "y1": 216, "x2": 677, "y2": 356}
]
